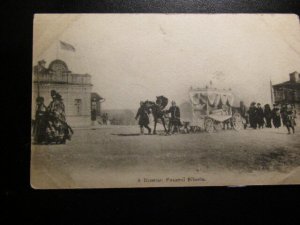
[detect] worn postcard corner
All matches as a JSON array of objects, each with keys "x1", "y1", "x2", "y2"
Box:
[{"x1": 31, "y1": 14, "x2": 300, "y2": 189}]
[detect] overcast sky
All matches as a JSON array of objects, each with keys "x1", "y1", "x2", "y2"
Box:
[{"x1": 33, "y1": 14, "x2": 300, "y2": 109}]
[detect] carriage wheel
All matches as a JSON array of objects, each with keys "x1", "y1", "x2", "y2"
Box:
[
  {"x1": 205, "y1": 118, "x2": 214, "y2": 133},
  {"x1": 232, "y1": 113, "x2": 243, "y2": 131}
]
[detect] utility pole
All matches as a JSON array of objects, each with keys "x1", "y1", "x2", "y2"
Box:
[{"x1": 270, "y1": 80, "x2": 274, "y2": 105}]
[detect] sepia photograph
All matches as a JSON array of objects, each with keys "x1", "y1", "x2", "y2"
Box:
[{"x1": 31, "y1": 14, "x2": 300, "y2": 188}]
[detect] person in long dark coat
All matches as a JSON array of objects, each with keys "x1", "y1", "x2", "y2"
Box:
[
  {"x1": 166, "y1": 101, "x2": 181, "y2": 133},
  {"x1": 248, "y1": 102, "x2": 257, "y2": 129},
  {"x1": 256, "y1": 103, "x2": 265, "y2": 129},
  {"x1": 264, "y1": 104, "x2": 272, "y2": 128},
  {"x1": 240, "y1": 101, "x2": 248, "y2": 129},
  {"x1": 135, "y1": 101, "x2": 151, "y2": 134},
  {"x1": 33, "y1": 96, "x2": 48, "y2": 144},
  {"x1": 271, "y1": 104, "x2": 281, "y2": 128}
]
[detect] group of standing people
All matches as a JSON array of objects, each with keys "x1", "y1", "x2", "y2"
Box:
[
  {"x1": 135, "y1": 100, "x2": 181, "y2": 135},
  {"x1": 32, "y1": 90, "x2": 73, "y2": 144},
  {"x1": 240, "y1": 101, "x2": 296, "y2": 134}
]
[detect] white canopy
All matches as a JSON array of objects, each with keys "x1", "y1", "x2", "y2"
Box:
[{"x1": 189, "y1": 89, "x2": 234, "y2": 107}]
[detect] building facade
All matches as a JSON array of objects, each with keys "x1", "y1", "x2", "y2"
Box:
[
  {"x1": 273, "y1": 71, "x2": 300, "y2": 118},
  {"x1": 32, "y1": 59, "x2": 102, "y2": 127}
]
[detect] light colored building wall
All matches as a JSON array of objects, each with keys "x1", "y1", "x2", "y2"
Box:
[
  {"x1": 32, "y1": 59, "x2": 94, "y2": 127},
  {"x1": 32, "y1": 83, "x2": 92, "y2": 127}
]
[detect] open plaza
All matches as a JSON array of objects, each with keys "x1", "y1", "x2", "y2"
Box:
[{"x1": 31, "y1": 125, "x2": 300, "y2": 188}]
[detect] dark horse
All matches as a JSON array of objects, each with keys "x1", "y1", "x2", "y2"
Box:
[{"x1": 144, "y1": 96, "x2": 169, "y2": 134}]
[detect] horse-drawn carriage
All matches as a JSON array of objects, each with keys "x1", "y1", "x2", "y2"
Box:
[{"x1": 188, "y1": 86, "x2": 243, "y2": 133}]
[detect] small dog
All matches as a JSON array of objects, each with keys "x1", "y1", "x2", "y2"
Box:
[{"x1": 181, "y1": 121, "x2": 191, "y2": 133}]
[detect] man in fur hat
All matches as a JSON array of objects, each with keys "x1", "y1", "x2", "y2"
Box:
[
  {"x1": 135, "y1": 101, "x2": 151, "y2": 134},
  {"x1": 166, "y1": 101, "x2": 181, "y2": 133}
]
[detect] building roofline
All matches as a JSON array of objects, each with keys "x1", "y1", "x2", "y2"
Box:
[
  {"x1": 273, "y1": 81, "x2": 291, "y2": 87},
  {"x1": 91, "y1": 92, "x2": 104, "y2": 100},
  {"x1": 34, "y1": 81, "x2": 93, "y2": 86}
]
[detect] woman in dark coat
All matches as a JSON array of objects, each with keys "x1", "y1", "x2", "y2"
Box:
[
  {"x1": 135, "y1": 101, "x2": 151, "y2": 134},
  {"x1": 256, "y1": 103, "x2": 265, "y2": 129},
  {"x1": 240, "y1": 101, "x2": 248, "y2": 129},
  {"x1": 33, "y1": 96, "x2": 48, "y2": 144},
  {"x1": 47, "y1": 91, "x2": 73, "y2": 143},
  {"x1": 248, "y1": 102, "x2": 257, "y2": 129},
  {"x1": 271, "y1": 104, "x2": 281, "y2": 128},
  {"x1": 264, "y1": 104, "x2": 272, "y2": 128}
]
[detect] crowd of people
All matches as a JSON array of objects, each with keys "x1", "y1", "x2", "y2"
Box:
[
  {"x1": 135, "y1": 98, "x2": 297, "y2": 135},
  {"x1": 240, "y1": 101, "x2": 297, "y2": 134},
  {"x1": 33, "y1": 90, "x2": 297, "y2": 142}
]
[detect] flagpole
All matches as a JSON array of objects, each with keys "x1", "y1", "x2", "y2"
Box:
[
  {"x1": 270, "y1": 79, "x2": 274, "y2": 105},
  {"x1": 56, "y1": 41, "x2": 59, "y2": 59}
]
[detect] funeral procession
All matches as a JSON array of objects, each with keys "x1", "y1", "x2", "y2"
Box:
[
  {"x1": 31, "y1": 56, "x2": 300, "y2": 188},
  {"x1": 31, "y1": 14, "x2": 300, "y2": 188},
  {"x1": 32, "y1": 53, "x2": 299, "y2": 143}
]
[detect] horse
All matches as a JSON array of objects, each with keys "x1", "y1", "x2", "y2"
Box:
[{"x1": 143, "y1": 96, "x2": 169, "y2": 134}]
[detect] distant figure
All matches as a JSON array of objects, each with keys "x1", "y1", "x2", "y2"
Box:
[
  {"x1": 271, "y1": 104, "x2": 281, "y2": 128},
  {"x1": 33, "y1": 96, "x2": 48, "y2": 144},
  {"x1": 281, "y1": 104, "x2": 295, "y2": 134},
  {"x1": 91, "y1": 109, "x2": 97, "y2": 126},
  {"x1": 248, "y1": 102, "x2": 257, "y2": 129},
  {"x1": 166, "y1": 101, "x2": 181, "y2": 133},
  {"x1": 135, "y1": 101, "x2": 151, "y2": 134},
  {"x1": 102, "y1": 113, "x2": 108, "y2": 125},
  {"x1": 264, "y1": 104, "x2": 272, "y2": 128},
  {"x1": 256, "y1": 103, "x2": 264, "y2": 129}
]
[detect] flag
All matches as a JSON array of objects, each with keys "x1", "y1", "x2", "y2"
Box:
[{"x1": 60, "y1": 41, "x2": 76, "y2": 52}]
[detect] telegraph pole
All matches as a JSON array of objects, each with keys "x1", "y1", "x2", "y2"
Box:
[{"x1": 270, "y1": 79, "x2": 274, "y2": 105}]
